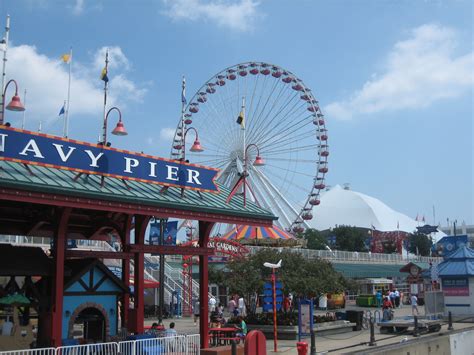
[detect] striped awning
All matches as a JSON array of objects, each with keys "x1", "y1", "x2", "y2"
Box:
[{"x1": 221, "y1": 225, "x2": 296, "y2": 241}]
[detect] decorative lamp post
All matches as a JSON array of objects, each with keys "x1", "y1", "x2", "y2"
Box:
[
  {"x1": 183, "y1": 127, "x2": 204, "y2": 159},
  {"x1": 1, "y1": 79, "x2": 25, "y2": 126},
  {"x1": 101, "y1": 106, "x2": 127, "y2": 146},
  {"x1": 263, "y1": 259, "x2": 282, "y2": 352},
  {"x1": 226, "y1": 143, "x2": 265, "y2": 206}
]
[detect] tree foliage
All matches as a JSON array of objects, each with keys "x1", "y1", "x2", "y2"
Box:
[
  {"x1": 218, "y1": 248, "x2": 346, "y2": 299},
  {"x1": 302, "y1": 228, "x2": 328, "y2": 250},
  {"x1": 333, "y1": 226, "x2": 368, "y2": 252},
  {"x1": 408, "y1": 232, "x2": 433, "y2": 256}
]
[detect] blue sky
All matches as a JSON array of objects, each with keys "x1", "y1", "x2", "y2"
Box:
[{"x1": 0, "y1": 0, "x2": 472, "y2": 228}]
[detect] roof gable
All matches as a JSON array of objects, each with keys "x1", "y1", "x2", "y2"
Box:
[{"x1": 64, "y1": 258, "x2": 128, "y2": 293}]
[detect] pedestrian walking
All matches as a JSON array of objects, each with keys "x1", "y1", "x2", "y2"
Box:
[
  {"x1": 411, "y1": 294, "x2": 419, "y2": 316},
  {"x1": 193, "y1": 299, "x2": 200, "y2": 326},
  {"x1": 209, "y1": 295, "x2": 217, "y2": 312},
  {"x1": 394, "y1": 289, "x2": 400, "y2": 308},
  {"x1": 238, "y1": 296, "x2": 246, "y2": 317},
  {"x1": 228, "y1": 298, "x2": 236, "y2": 316},
  {"x1": 375, "y1": 290, "x2": 382, "y2": 308}
]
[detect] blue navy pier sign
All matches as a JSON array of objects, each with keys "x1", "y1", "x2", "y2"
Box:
[{"x1": 0, "y1": 127, "x2": 219, "y2": 193}]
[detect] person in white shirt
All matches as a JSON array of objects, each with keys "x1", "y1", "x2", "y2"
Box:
[
  {"x1": 394, "y1": 289, "x2": 400, "y2": 308},
  {"x1": 209, "y1": 296, "x2": 217, "y2": 312},
  {"x1": 411, "y1": 294, "x2": 419, "y2": 316},
  {"x1": 238, "y1": 296, "x2": 246, "y2": 317}
]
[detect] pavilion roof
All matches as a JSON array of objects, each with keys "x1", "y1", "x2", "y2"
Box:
[{"x1": 0, "y1": 160, "x2": 276, "y2": 222}]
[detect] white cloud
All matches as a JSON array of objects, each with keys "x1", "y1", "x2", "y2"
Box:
[
  {"x1": 162, "y1": 0, "x2": 261, "y2": 32},
  {"x1": 94, "y1": 46, "x2": 130, "y2": 71},
  {"x1": 73, "y1": 0, "x2": 85, "y2": 15},
  {"x1": 4, "y1": 44, "x2": 145, "y2": 126},
  {"x1": 325, "y1": 24, "x2": 474, "y2": 120},
  {"x1": 160, "y1": 127, "x2": 177, "y2": 141}
]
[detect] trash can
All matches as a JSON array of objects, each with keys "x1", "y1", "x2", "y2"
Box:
[
  {"x1": 346, "y1": 310, "x2": 364, "y2": 331},
  {"x1": 296, "y1": 341, "x2": 308, "y2": 355}
]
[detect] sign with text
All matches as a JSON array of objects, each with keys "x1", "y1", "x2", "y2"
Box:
[
  {"x1": 298, "y1": 299, "x2": 314, "y2": 340},
  {"x1": 0, "y1": 127, "x2": 219, "y2": 193},
  {"x1": 442, "y1": 278, "x2": 469, "y2": 296}
]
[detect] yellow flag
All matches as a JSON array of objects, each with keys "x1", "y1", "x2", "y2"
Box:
[
  {"x1": 236, "y1": 111, "x2": 245, "y2": 128},
  {"x1": 61, "y1": 54, "x2": 71, "y2": 63}
]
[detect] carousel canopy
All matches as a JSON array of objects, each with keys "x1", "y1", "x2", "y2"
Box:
[{"x1": 222, "y1": 224, "x2": 296, "y2": 242}]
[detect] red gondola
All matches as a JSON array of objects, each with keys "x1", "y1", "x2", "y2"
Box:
[
  {"x1": 250, "y1": 68, "x2": 259, "y2": 75},
  {"x1": 301, "y1": 94, "x2": 310, "y2": 101},
  {"x1": 173, "y1": 144, "x2": 182, "y2": 150},
  {"x1": 217, "y1": 80, "x2": 225, "y2": 86},
  {"x1": 314, "y1": 183, "x2": 325, "y2": 190},
  {"x1": 318, "y1": 151, "x2": 329, "y2": 157},
  {"x1": 292, "y1": 84, "x2": 303, "y2": 91},
  {"x1": 261, "y1": 68, "x2": 271, "y2": 75},
  {"x1": 272, "y1": 71, "x2": 282, "y2": 78},
  {"x1": 309, "y1": 198, "x2": 320, "y2": 206},
  {"x1": 282, "y1": 76, "x2": 293, "y2": 83},
  {"x1": 227, "y1": 74, "x2": 237, "y2": 80},
  {"x1": 184, "y1": 119, "x2": 192, "y2": 125},
  {"x1": 317, "y1": 135, "x2": 328, "y2": 141},
  {"x1": 302, "y1": 212, "x2": 313, "y2": 220},
  {"x1": 319, "y1": 167, "x2": 328, "y2": 173},
  {"x1": 293, "y1": 226, "x2": 304, "y2": 233}
]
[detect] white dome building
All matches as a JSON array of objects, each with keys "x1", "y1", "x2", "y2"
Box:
[{"x1": 308, "y1": 185, "x2": 445, "y2": 241}]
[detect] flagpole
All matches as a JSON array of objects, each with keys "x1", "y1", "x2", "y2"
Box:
[
  {"x1": 0, "y1": 15, "x2": 10, "y2": 125},
  {"x1": 181, "y1": 75, "x2": 186, "y2": 160},
  {"x1": 64, "y1": 47, "x2": 72, "y2": 138},
  {"x1": 241, "y1": 96, "x2": 246, "y2": 203},
  {"x1": 21, "y1": 89, "x2": 26, "y2": 129},
  {"x1": 101, "y1": 50, "x2": 109, "y2": 144}
]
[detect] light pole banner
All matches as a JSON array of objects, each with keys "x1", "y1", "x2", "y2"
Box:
[{"x1": 0, "y1": 127, "x2": 219, "y2": 193}]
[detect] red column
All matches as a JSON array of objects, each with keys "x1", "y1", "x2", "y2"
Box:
[
  {"x1": 130, "y1": 215, "x2": 150, "y2": 334},
  {"x1": 121, "y1": 215, "x2": 132, "y2": 329},
  {"x1": 198, "y1": 221, "x2": 214, "y2": 349},
  {"x1": 51, "y1": 207, "x2": 71, "y2": 347}
]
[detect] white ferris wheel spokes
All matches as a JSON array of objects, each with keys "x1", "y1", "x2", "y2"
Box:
[{"x1": 170, "y1": 62, "x2": 329, "y2": 234}]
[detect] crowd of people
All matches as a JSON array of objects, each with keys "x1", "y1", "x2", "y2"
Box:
[{"x1": 376, "y1": 289, "x2": 420, "y2": 320}]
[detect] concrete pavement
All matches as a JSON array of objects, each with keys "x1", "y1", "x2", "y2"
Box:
[{"x1": 145, "y1": 305, "x2": 474, "y2": 354}]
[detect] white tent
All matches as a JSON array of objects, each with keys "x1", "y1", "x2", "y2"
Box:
[{"x1": 309, "y1": 185, "x2": 445, "y2": 241}]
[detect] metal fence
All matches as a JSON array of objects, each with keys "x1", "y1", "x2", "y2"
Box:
[
  {"x1": 0, "y1": 334, "x2": 200, "y2": 355},
  {"x1": 0, "y1": 349, "x2": 56, "y2": 355},
  {"x1": 246, "y1": 246, "x2": 442, "y2": 264}
]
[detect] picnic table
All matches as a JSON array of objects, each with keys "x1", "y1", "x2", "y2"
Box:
[{"x1": 208, "y1": 327, "x2": 239, "y2": 346}]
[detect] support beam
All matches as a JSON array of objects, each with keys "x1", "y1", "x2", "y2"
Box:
[
  {"x1": 126, "y1": 244, "x2": 215, "y2": 256},
  {"x1": 121, "y1": 215, "x2": 132, "y2": 330},
  {"x1": 65, "y1": 250, "x2": 133, "y2": 259},
  {"x1": 51, "y1": 207, "x2": 72, "y2": 347},
  {"x1": 199, "y1": 220, "x2": 215, "y2": 349},
  {"x1": 129, "y1": 215, "x2": 150, "y2": 335}
]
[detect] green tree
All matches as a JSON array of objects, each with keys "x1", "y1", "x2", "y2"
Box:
[
  {"x1": 302, "y1": 228, "x2": 328, "y2": 250},
  {"x1": 333, "y1": 226, "x2": 368, "y2": 252},
  {"x1": 219, "y1": 249, "x2": 345, "y2": 300},
  {"x1": 408, "y1": 232, "x2": 433, "y2": 256}
]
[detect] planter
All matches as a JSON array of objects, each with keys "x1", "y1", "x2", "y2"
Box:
[{"x1": 247, "y1": 320, "x2": 355, "y2": 340}]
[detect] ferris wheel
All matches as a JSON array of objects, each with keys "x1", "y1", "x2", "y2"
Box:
[{"x1": 170, "y1": 62, "x2": 328, "y2": 234}]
